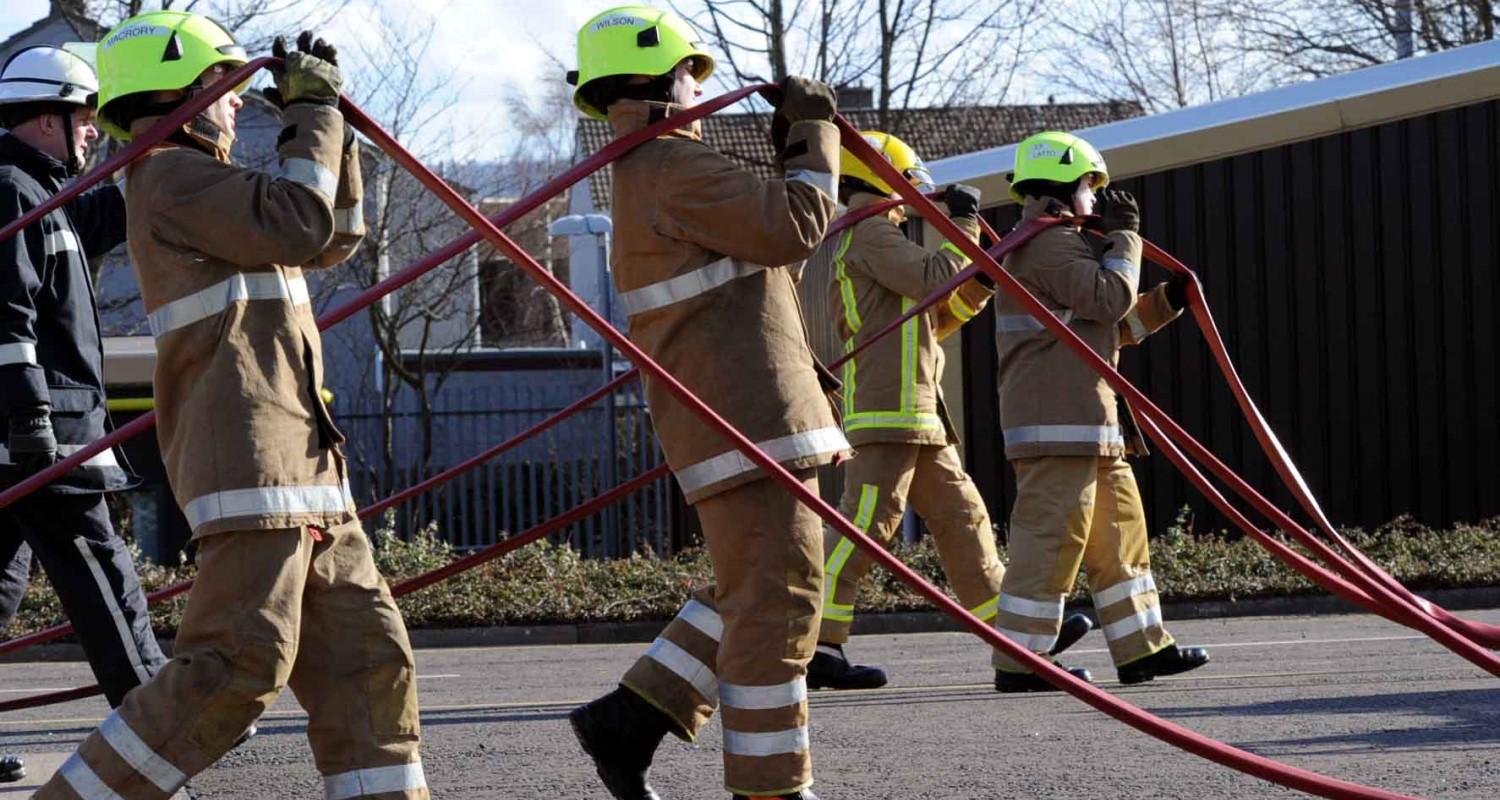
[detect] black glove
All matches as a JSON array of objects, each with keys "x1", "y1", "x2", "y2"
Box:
[
  {"x1": 1165, "y1": 273, "x2": 1192, "y2": 311},
  {"x1": 8, "y1": 414, "x2": 57, "y2": 475},
  {"x1": 1099, "y1": 189, "x2": 1139, "y2": 233},
  {"x1": 769, "y1": 76, "x2": 836, "y2": 157},
  {"x1": 264, "y1": 31, "x2": 343, "y2": 109},
  {"x1": 942, "y1": 184, "x2": 981, "y2": 220}
]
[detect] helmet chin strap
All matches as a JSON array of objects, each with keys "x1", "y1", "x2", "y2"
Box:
[{"x1": 59, "y1": 111, "x2": 82, "y2": 177}]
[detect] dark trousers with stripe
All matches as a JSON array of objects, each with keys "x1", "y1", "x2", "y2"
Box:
[{"x1": 0, "y1": 493, "x2": 166, "y2": 706}]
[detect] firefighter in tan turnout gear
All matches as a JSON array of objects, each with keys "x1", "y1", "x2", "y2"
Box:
[
  {"x1": 807, "y1": 132, "x2": 1093, "y2": 692},
  {"x1": 566, "y1": 6, "x2": 845, "y2": 800},
  {"x1": 38, "y1": 13, "x2": 426, "y2": 799},
  {"x1": 990, "y1": 130, "x2": 1209, "y2": 691}
]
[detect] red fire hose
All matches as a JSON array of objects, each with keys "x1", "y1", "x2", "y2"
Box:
[{"x1": 0, "y1": 67, "x2": 1462, "y2": 795}]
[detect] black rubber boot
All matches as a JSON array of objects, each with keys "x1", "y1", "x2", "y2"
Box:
[
  {"x1": 1049, "y1": 613, "x2": 1094, "y2": 657},
  {"x1": 0, "y1": 754, "x2": 23, "y2": 783},
  {"x1": 807, "y1": 643, "x2": 888, "y2": 690},
  {"x1": 1117, "y1": 644, "x2": 1210, "y2": 685},
  {"x1": 571, "y1": 687, "x2": 673, "y2": 799},
  {"x1": 994, "y1": 664, "x2": 1093, "y2": 693},
  {"x1": 731, "y1": 790, "x2": 820, "y2": 799}
]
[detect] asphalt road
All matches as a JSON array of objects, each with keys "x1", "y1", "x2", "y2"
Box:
[{"x1": 0, "y1": 609, "x2": 1495, "y2": 799}]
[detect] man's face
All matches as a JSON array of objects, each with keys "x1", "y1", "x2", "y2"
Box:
[
  {"x1": 670, "y1": 58, "x2": 703, "y2": 108},
  {"x1": 197, "y1": 63, "x2": 244, "y2": 137},
  {"x1": 68, "y1": 107, "x2": 99, "y2": 164},
  {"x1": 1072, "y1": 175, "x2": 1098, "y2": 217}
]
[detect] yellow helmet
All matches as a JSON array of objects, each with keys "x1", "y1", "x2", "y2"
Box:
[
  {"x1": 95, "y1": 10, "x2": 247, "y2": 141},
  {"x1": 839, "y1": 131, "x2": 933, "y2": 197},
  {"x1": 568, "y1": 5, "x2": 715, "y2": 120},
  {"x1": 1007, "y1": 130, "x2": 1109, "y2": 203}
]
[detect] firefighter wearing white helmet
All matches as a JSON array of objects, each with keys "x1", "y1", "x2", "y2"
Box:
[
  {"x1": 990, "y1": 130, "x2": 1209, "y2": 690},
  {"x1": 566, "y1": 6, "x2": 843, "y2": 800},
  {"x1": 806, "y1": 131, "x2": 1096, "y2": 693},
  {"x1": 0, "y1": 43, "x2": 167, "y2": 789},
  {"x1": 34, "y1": 12, "x2": 425, "y2": 800}
]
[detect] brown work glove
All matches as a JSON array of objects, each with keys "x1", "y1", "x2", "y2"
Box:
[
  {"x1": 769, "y1": 76, "x2": 837, "y2": 157},
  {"x1": 1099, "y1": 189, "x2": 1139, "y2": 233},
  {"x1": 264, "y1": 31, "x2": 343, "y2": 108}
]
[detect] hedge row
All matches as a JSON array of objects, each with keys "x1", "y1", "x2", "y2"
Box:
[{"x1": 7, "y1": 515, "x2": 1499, "y2": 637}]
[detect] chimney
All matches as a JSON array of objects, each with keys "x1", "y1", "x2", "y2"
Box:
[{"x1": 836, "y1": 85, "x2": 874, "y2": 110}]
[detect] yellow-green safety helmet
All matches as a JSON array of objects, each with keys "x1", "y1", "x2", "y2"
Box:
[
  {"x1": 840, "y1": 131, "x2": 933, "y2": 197},
  {"x1": 1008, "y1": 131, "x2": 1109, "y2": 203},
  {"x1": 95, "y1": 10, "x2": 248, "y2": 141},
  {"x1": 568, "y1": 5, "x2": 714, "y2": 120}
]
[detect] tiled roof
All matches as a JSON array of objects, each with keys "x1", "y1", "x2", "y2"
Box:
[{"x1": 574, "y1": 100, "x2": 1143, "y2": 210}]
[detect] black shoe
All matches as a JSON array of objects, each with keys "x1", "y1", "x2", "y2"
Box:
[
  {"x1": 571, "y1": 687, "x2": 672, "y2": 800},
  {"x1": 994, "y1": 664, "x2": 1093, "y2": 693},
  {"x1": 0, "y1": 754, "x2": 23, "y2": 783},
  {"x1": 1048, "y1": 613, "x2": 1094, "y2": 656},
  {"x1": 1117, "y1": 644, "x2": 1210, "y2": 685},
  {"x1": 807, "y1": 644, "x2": 888, "y2": 690},
  {"x1": 731, "y1": 791, "x2": 819, "y2": 799}
]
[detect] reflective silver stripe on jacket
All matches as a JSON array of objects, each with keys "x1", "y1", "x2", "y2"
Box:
[
  {"x1": 1103, "y1": 257, "x2": 1139, "y2": 284},
  {"x1": 0, "y1": 342, "x2": 36, "y2": 366},
  {"x1": 45, "y1": 228, "x2": 82, "y2": 256},
  {"x1": 617, "y1": 256, "x2": 769, "y2": 317},
  {"x1": 1003, "y1": 424, "x2": 1124, "y2": 448},
  {"x1": 722, "y1": 726, "x2": 810, "y2": 757},
  {"x1": 333, "y1": 199, "x2": 365, "y2": 235},
  {"x1": 720, "y1": 677, "x2": 807, "y2": 710},
  {"x1": 183, "y1": 482, "x2": 353, "y2": 531},
  {"x1": 99, "y1": 712, "x2": 187, "y2": 793},
  {"x1": 324, "y1": 761, "x2": 427, "y2": 800},
  {"x1": 995, "y1": 309, "x2": 1075, "y2": 333},
  {"x1": 0, "y1": 443, "x2": 118, "y2": 468},
  {"x1": 148, "y1": 272, "x2": 310, "y2": 337},
  {"x1": 674, "y1": 426, "x2": 849, "y2": 496},
  {"x1": 785, "y1": 168, "x2": 837, "y2": 200},
  {"x1": 277, "y1": 157, "x2": 338, "y2": 200}
]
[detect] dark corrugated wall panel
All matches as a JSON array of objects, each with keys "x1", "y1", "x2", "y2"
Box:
[{"x1": 963, "y1": 99, "x2": 1500, "y2": 536}]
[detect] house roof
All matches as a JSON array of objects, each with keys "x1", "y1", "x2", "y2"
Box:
[
  {"x1": 0, "y1": 3, "x2": 104, "y2": 57},
  {"x1": 574, "y1": 101, "x2": 1143, "y2": 211},
  {"x1": 928, "y1": 38, "x2": 1500, "y2": 207}
]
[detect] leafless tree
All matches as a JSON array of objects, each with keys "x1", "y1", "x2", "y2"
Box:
[
  {"x1": 1226, "y1": 0, "x2": 1496, "y2": 79},
  {"x1": 57, "y1": 0, "x2": 351, "y2": 51},
  {"x1": 1037, "y1": 0, "x2": 1270, "y2": 113}
]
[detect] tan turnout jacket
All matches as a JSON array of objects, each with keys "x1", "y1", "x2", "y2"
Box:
[
  {"x1": 996, "y1": 197, "x2": 1180, "y2": 460},
  {"x1": 828, "y1": 192, "x2": 990, "y2": 447},
  {"x1": 607, "y1": 100, "x2": 849, "y2": 503},
  {"x1": 124, "y1": 103, "x2": 366, "y2": 537}
]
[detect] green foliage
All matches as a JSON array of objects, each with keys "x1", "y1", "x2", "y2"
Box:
[{"x1": 6, "y1": 515, "x2": 1498, "y2": 638}]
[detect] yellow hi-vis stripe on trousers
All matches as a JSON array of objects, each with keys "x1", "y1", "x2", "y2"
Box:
[{"x1": 823, "y1": 484, "x2": 878, "y2": 622}]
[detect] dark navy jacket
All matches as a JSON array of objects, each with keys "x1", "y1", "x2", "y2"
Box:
[{"x1": 0, "y1": 133, "x2": 134, "y2": 494}]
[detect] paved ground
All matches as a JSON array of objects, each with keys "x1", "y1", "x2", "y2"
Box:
[{"x1": 0, "y1": 609, "x2": 1496, "y2": 799}]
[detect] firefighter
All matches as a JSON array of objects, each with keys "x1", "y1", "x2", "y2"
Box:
[
  {"x1": 0, "y1": 44, "x2": 170, "y2": 784},
  {"x1": 809, "y1": 132, "x2": 1095, "y2": 693},
  {"x1": 37, "y1": 13, "x2": 426, "y2": 799},
  {"x1": 990, "y1": 130, "x2": 1209, "y2": 691},
  {"x1": 565, "y1": 6, "x2": 844, "y2": 799}
]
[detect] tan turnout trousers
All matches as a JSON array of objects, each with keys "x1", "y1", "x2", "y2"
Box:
[
  {"x1": 40, "y1": 520, "x2": 425, "y2": 799},
  {"x1": 992, "y1": 455, "x2": 1174, "y2": 672},
  {"x1": 621, "y1": 470, "x2": 824, "y2": 797},
  {"x1": 820, "y1": 443, "x2": 1004, "y2": 643}
]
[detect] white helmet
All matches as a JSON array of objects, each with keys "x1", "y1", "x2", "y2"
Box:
[{"x1": 0, "y1": 45, "x2": 99, "y2": 108}]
